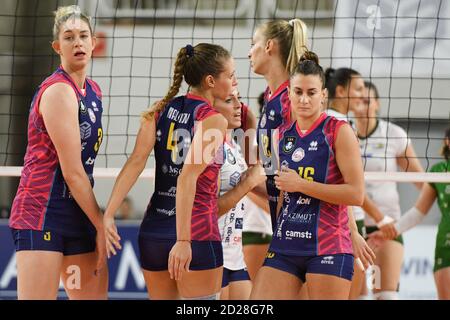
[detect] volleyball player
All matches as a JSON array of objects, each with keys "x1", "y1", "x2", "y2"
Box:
[
  {"x1": 324, "y1": 67, "x2": 382, "y2": 299},
  {"x1": 371, "y1": 127, "x2": 450, "y2": 299},
  {"x1": 215, "y1": 90, "x2": 266, "y2": 299},
  {"x1": 351, "y1": 81, "x2": 424, "y2": 300},
  {"x1": 248, "y1": 18, "x2": 308, "y2": 232},
  {"x1": 9, "y1": 5, "x2": 107, "y2": 299},
  {"x1": 104, "y1": 43, "x2": 234, "y2": 300},
  {"x1": 250, "y1": 51, "x2": 365, "y2": 300},
  {"x1": 241, "y1": 93, "x2": 273, "y2": 281}
]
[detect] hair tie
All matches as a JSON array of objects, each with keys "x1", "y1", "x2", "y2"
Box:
[
  {"x1": 289, "y1": 19, "x2": 295, "y2": 27},
  {"x1": 185, "y1": 44, "x2": 194, "y2": 58}
]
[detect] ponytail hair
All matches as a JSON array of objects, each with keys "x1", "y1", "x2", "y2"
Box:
[
  {"x1": 259, "y1": 19, "x2": 308, "y2": 74},
  {"x1": 442, "y1": 127, "x2": 450, "y2": 160},
  {"x1": 142, "y1": 47, "x2": 188, "y2": 120},
  {"x1": 287, "y1": 19, "x2": 308, "y2": 74},
  {"x1": 142, "y1": 43, "x2": 231, "y2": 121}
]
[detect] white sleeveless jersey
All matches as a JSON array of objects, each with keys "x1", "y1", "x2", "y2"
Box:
[
  {"x1": 354, "y1": 120, "x2": 410, "y2": 226},
  {"x1": 325, "y1": 109, "x2": 366, "y2": 221},
  {"x1": 242, "y1": 197, "x2": 273, "y2": 235},
  {"x1": 218, "y1": 139, "x2": 248, "y2": 270}
]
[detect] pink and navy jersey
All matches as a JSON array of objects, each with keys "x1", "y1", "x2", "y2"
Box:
[
  {"x1": 9, "y1": 66, "x2": 103, "y2": 237},
  {"x1": 271, "y1": 113, "x2": 353, "y2": 256},
  {"x1": 140, "y1": 93, "x2": 222, "y2": 241},
  {"x1": 257, "y1": 81, "x2": 292, "y2": 232}
]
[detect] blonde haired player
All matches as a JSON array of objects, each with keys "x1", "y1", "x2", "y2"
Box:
[{"x1": 9, "y1": 5, "x2": 107, "y2": 299}]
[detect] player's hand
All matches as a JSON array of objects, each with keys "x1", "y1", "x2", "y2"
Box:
[
  {"x1": 367, "y1": 231, "x2": 386, "y2": 250},
  {"x1": 168, "y1": 241, "x2": 192, "y2": 281},
  {"x1": 95, "y1": 226, "x2": 107, "y2": 276},
  {"x1": 104, "y1": 215, "x2": 122, "y2": 258},
  {"x1": 351, "y1": 232, "x2": 376, "y2": 270},
  {"x1": 379, "y1": 223, "x2": 398, "y2": 240},
  {"x1": 242, "y1": 164, "x2": 266, "y2": 190},
  {"x1": 274, "y1": 167, "x2": 302, "y2": 192}
]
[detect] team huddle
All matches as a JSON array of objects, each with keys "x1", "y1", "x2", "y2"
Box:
[{"x1": 8, "y1": 5, "x2": 450, "y2": 300}]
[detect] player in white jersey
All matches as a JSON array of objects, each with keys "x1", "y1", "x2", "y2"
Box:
[
  {"x1": 351, "y1": 81, "x2": 424, "y2": 300},
  {"x1": 215, "y1": 90, "x2": 266, "y2": 300},
  {"x1": 324, "y1": 68, "x2": 384, "y2": 299},
  {"x1": 242, "y1": 92, "x2": 273, "y2": 281}
]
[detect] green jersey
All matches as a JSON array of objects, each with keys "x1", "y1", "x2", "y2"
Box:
[{"x1": 430, "y1": 159, "x2": 450, "y2": 272}]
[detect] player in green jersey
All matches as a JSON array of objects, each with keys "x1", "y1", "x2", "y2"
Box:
[{"x1": 370, "y1": 127, "x2": 450, "y2": 299}]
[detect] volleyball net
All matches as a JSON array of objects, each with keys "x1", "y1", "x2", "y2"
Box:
[{"x1": 0, "y1": 0, "x2": 449, "y2": 183}]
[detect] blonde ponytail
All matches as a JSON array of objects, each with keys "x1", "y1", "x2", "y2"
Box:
[
  {"x1": 259, "y1": 19, "x2": 308, "y2": 74},
  {"x1": 286, "y1": 19, "x2": 308, "y2": 74}
]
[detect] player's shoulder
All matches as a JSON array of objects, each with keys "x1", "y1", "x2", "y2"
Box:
[
  {"x1": 86, "y1": 78, "x2": 102, "y2": 98},
  {"x1": 380, "y1": 119, "x2": 407, "y2": 137},
  {"x1": 430, "y1": 160, "x2": 450, "y2": 173}
]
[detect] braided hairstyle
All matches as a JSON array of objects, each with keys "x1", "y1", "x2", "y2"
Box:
[{"x1": 143, "y1": 43, "x2": 231, "y2": 120}]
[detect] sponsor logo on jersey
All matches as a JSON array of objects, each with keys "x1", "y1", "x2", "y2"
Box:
[
  {"x1": 283, "y1": 191, "x2": 291, "y2": 204},
  {"x1": 260, "y1": 113, "x2": 267, "y2": 128},
  {"x1": 230, "y1": 171, "x2": 241, "y2": 187},
  {"x1": 281, "y1": 160, "x2": 290, "y2": 170},
  {"x1": 79, "y1": 100, "x2": 87, "y2": 114},
  {"x1": 285, "y1": 230, "x2": 312, "y2": 239},
  {"x1": 290, "y1": 212, "x2": 315, "y2": 223},
  {"x1": 268, "y1": 109, "x2": 276, "y2": 121},
  {"x1": 227, "y1": 149, "x2": 236, "y2": 165},
  {"x1": 266, "y1": 252, "x2": 275, "y2": 259},
  {"x1": 80, "y1": 122, "x2": 92, "y2": 140},
  {"x1": 321, "y1": 256, "x2": 334, "y2": 265},
  {"x1": 296, "y1": 196, "x2": 311, "y2": 205},
  {"x1": 308, "y1": 140, "x2": 318, "y2": 151},
  {"x1": 91, "y1": 101, "x2": 99, "y2": 111},
  {"x1": 235, "y1": 218, "x2": 243, "y2": 229},
  {"x1": 167, "y1": 107, "x2": 191, "y2": 124},
  {"x1": 158, "y1": 186, "x2": 177, "y2": 198},
  {"x1": 156, "y1": 207, "x2": 175, "y2": 216},
  {"x1": 161, "y1": 164, "x2": 182, "y2": 177},
  {"x1": 85, "y1": 157, "x2": 95, "y2": 166},
  {"x1": 88, "y1": 108, "x2": 96, "y2": 123},
  {"x1": 292, "y1": 147, "x2": 305, "y2": 162},
  {"x1": 283, "y1": 136, "x2": 296, "y2": 153},
  {"x1": 43, "y1": 232, "x2": 51, "y2": 242},
  {"x1": 156, "y1": 129, "x2": 162, "y2": 142}
]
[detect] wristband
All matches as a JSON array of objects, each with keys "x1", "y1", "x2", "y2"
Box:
[
  {"x1": 394, "y1": 207, "x2": 425, "y2": 235},
  {"x1": 376, "y1": 215, "x2": 395, "y2": 228}
]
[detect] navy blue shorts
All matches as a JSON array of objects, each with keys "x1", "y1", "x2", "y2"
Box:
[
  {"x1": 222, "y1": 267, "x2": 251, "y2": 288},
  {"x1": 263, "y1": 252, "x2": 354, "y2": 282},
  {"x1": 139, "y1": 236, "x2": 223, "y2": 272},
  {"x1": 11, "y1": 228, "x2": 96, "y2": 256}
]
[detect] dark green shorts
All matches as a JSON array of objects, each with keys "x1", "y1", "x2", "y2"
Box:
[
  {"x1": 356, "y1": 219, "x2": 367, "y2": 238},
  {"x1": 366, "y1": 226, "x2": 404, "y2": 245},
  {"x1": 434, "y1": 245, "x2": 450, "y2": 272},
  {"x1": 242, "y1": 231, "x2": 272, "y2": 246}
]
